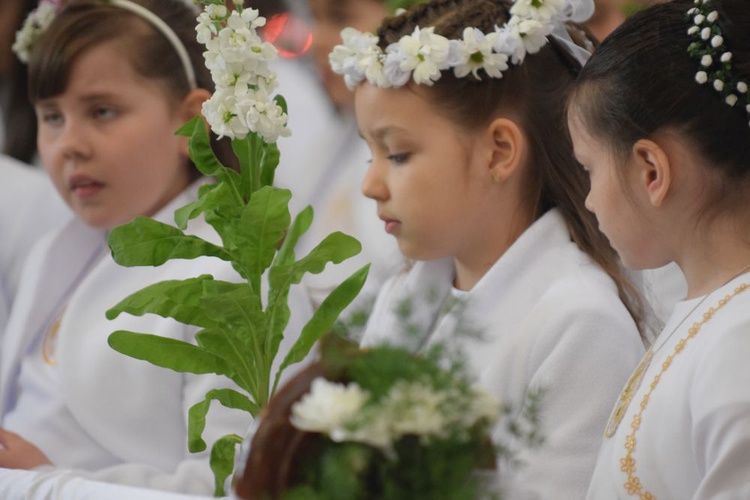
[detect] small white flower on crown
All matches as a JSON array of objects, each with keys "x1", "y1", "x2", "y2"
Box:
[
  {"x1": 329, "y1": 0, "x2": 568, "y2": 90},
  {"x1": 12, "y1": 1, "x2": 58, "y2": 63}
]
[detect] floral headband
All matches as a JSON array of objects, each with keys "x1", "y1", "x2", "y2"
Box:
[
  {"x1": 687, "y1": 0, "x2": 750, "y2": 127},
  {"x1": 329, "y1": 0, "x2": 594, "y2": 90},
  {"x1": 12, "y1": 0, "x2": 197, "y2": 89}
]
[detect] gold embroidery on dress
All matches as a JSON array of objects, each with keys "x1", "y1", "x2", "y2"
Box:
[{"x1": 620, "y1": 283, "x2": 749, "y2": 499}]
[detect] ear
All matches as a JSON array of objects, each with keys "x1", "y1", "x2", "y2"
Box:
[
  {"x1": 485, "y1": 117, "x2": 525, "y2": 183},
  {"x1": 178, "y1": 88, "x2": 212, "y2": 122},
  {"x1": 631, "y1": 139, "x2": 672, "y2": 207}
]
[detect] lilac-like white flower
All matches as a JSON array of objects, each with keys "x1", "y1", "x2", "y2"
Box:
[
  {"x1": 394, "y1": 26, "x2": 451, "y2": 86},
  {"x1": 202, "y1": 88, "x2": 250, "y2": 140},
  {"x1": 452, "y1": 28, "x2": 507, "y2": 79},
  {"x1": 196, "y1": 4, "x2": 227, "y2": 44},
  {"x1": 513, "y1": 17, "x2": 551, "y2": 55},
  {"x1": 290, "y1": 378, "x2": 369, "y2": 434},
  {"x1": 242, "y1": 91, "x2": 291, "y2": 143},
  {"x1": 510, "y1": 0, "x2": 564, "y2": 22}
]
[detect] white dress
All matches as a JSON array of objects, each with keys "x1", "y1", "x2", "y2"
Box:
[
  {"x1": 0, "y1": 180, "x2": 314, "y2": 495},
  {"x1": 0, "y1": 154, "x2": 70, "y2": 339},
  {"x1": 587, "y1": 274, "x2": 750, "y2": 500},
  {"x1": 361, "y1": 208, "x2": 646, "y2": 499}
]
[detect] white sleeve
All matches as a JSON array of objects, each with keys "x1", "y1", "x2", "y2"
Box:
[
  {"x1": 0, "y1": 468, "x2": 221, "y2": 500},
  {"x1": 497, "y1": 284, "x2": 645, "y2": 499}
]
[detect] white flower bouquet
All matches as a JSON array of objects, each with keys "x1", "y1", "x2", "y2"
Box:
[{"x1": 236, "y1": 336, "x2": 501, "y2": 499}]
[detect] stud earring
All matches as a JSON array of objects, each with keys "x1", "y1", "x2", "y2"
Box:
[{"x1": 491, "y1": 173, "x2": 501, "y2": 183}]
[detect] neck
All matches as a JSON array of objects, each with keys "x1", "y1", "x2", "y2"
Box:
[{"x1": 676, "y1": 215, "x2": 750, "y2": 298}]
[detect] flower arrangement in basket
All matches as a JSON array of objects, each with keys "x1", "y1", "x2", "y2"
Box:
[
  {"x1": 102, "y1": 1, "x2": 368, "y2": 495},
  {"x1": 236, "y1": 335, "x2": 501, "y2": 500}
]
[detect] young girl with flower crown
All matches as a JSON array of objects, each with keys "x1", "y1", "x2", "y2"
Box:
[
  {"x1": 335, "y1": 0, "x2": 648, "y2": 497},
  {"x1": 0, "y1": 0, "x2": 312, "y2": 495},
  {"x1": 566, "y1": 0, "x2": 750, "y2": 497}
]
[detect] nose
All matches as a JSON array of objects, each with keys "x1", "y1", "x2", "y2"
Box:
[
  {"x1": 57, "y1": 119, "x2": 92, "y2": 163},
  {"x1": 361, "y1": 158, "x2": 387, "y2": 201}
]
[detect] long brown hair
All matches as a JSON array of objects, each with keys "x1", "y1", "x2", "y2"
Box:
[{"x1": 377, "y1": 0, "x2": 647, "y2": 336}]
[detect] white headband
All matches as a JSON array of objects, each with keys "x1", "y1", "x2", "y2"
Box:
[{"x1": 13, "y1": 0, "x2": 197, "y2": 90}]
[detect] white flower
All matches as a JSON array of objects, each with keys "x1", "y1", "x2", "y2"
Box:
[
  {"x1": 737, "y1": 81, "x2": 748, "y2": 93},
  {"x1": 510, "y1": 0, "x2": 564, "y2": 22},
  {"x1": 242, "y1": 91, "x2": 291, "y2": 143},
  {"x1": 290, "y1": 378, "x2": 369, "y2": 434},
  {"x1": 394, "y1": 26, "x2": 451, "y2": 86},
  {"x1": 466, "y1": 387, "x2": 502, "y2": 426},
  {"x1": 700, "y1": 27, "x2": 711, "y2": 40},
  {"x1": 725, "y1": 94, "x2": 738, "y2": 106},
  {"x1": 701, "y1": 54, "x2": 712, "y2": 67},
  {"x1": 452, "y1": 28, "x2": 507, "y2": 79},
  {"x1": 721, "y1": 52, "x2": 733, "y2": 63},
  {"x1": 202, "y1": 88, "x2": 249, "y2": 140},
  {"x1": 714, "y1": 79, "x2": 724, "y2": 91},
  {"x1": 707, "y1": 10, "x2": 719, "y2": 22},
  {"x1": 494, "y1": 23, "x2": 526, "y2": 64},
  {"x1": 695, "y1": 71, "x2": 708, "y2": 84},
  {"x1": 693, "y1": 14, "x2": 706, "y2": 25},
  {"x1": 384, "y1": 381, "x2": 447, "y2": 440},
  {"x1": 711, "y1": 35, "x2": 723, "y2": 48},
  {"x1": 329, "y1": 28, "x2": 386, "y2": 89},
  {"x1": 688, "y1": 26, "x2": 699, "y2": 36},
  {"x1": 511, "y1": 16, "x2": 552, "y2": 55},
  {"x1": 196, "y1": 5, "x2": 227, "y2": 44},
  {"x1": 11, "y1": 1, "x2": 57, "y2": 63}
]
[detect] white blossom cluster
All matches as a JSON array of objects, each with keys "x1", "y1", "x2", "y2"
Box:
[
  {"x1": 12, "y1": 1, "x2": 58, "y2": 64},
  {"x1": 290, "y1": 376, "x2": 500, "y2": 455},
  {"x1": 329, "y1": 0, "x2": 564, "y2": 89},
  {"x1": 196, "y1": 4, "x2": 290, "y2": 142},
  {"x1": 687, "y1": 0, "x2": 750, "y2": 126}
]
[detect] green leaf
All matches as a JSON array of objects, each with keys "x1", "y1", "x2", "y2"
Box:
[
  {"x1": 108, "y1": 331, "x2": 231, "y2": 376},
  {"x1": 176, "y1": 117, "x2": 224, "y2": 177},
  {"x1": 196, "y1": 330, "x2": 259, "y2": 395},
  {"x1": 106, "y1": 275, "x2": 219, "y2": 328},
  {"x1": 274, "y1": 206, "x2": 313, "y2": 267},
  {"x1": 274, "y1": 265, "x2": 370, "y2": 393},
  {"x1": 270, "y1": 232, "x2": 362, "y2": 289},
  {"x1": 108, "y1": 217, "x2": 231, "y2": 267},
  {"x1": 259, "y1": 140, "x2": 280, "y2": 188},
  {"x1": 231, "y1": 186, "x2": 291, "y2": 285},
  {"x1": 187, "y1": 389, "x2": 258, "y2": 453},
  {"x1": 210, "y1": 433, "x2": 243, "y2": 497}
]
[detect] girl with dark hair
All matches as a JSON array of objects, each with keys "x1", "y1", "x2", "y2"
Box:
[
  {"x1": 338, "y1": 0, "x2": 647, "y2": 496},
  {"x1": 0, "y1": 0, "x2": 311, "y2": 494},
  {"x1": 567, "y1": 0, "x2": 750, "y2": 497}
]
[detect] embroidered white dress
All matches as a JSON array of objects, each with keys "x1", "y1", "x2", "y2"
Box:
[
  {"x1": 0, "y1": 180, "x2": 314, "y2": 495},
  {"x1": 587, "y1": 274, "x2": 750, "y2": 500},
  {"x1": 361, "y1": 208, "x2": 646, "y2": 499}
]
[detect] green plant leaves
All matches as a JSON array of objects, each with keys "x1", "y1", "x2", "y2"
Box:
[{"x1": 109, "y1": 218, "x2": 231, "y2": 267}]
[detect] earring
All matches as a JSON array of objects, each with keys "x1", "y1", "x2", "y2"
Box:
[{"x1": 491, "y1": 173, "x2": 501, "y2": 183}]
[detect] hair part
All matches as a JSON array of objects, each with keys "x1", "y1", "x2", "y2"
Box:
[
  {"x1": 28, "y1": 0, "x2": 237, "y2": 172},
  {"x1": 377, "y1": 0, "x2": 647, "y2": 336}
]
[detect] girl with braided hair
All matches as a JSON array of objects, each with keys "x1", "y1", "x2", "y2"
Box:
[{"x1": 335, "y1": 0, "x2": 648, "y2": 496}]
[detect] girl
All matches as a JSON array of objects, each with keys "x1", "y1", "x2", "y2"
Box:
[
  {"x1": 0, "y1": 0, "x2": 312, "y2": 495},
  {"x1": 341, "y1": 0, "x2": 647, "y2": 497},
  {"x1": 567, "y1": 0, "x2": 750, "y2": 497}
]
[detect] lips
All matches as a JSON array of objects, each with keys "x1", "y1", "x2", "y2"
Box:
[
  {"x1": 69, "y1": 175, "x2": 104, "y2": 199},
  {"x1": 379, "y1": 214, "x2": 400, "y2": 234}
]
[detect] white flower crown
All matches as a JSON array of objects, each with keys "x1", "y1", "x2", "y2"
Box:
[
  {"x1": 687, "y1": 0, "x2": 750, "y2": 127},
  {"x1": 329, "y1": 0, "x2": 574, "y2": 89}
]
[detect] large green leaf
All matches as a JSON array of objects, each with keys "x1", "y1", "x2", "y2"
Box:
[
  {"x1": 274, "y1": 265, "x2": 370, "y2": 393},
  {"x1": 274, "y1": 206, "x2": 313, "y2": 267},
  {"x1": 269, "y1": 232, "x2": 362, "y2": 289},
  {"x1": 259, "y1": 140, "x2": 280, "y2": 188},
  {"x1": 108, "y1": 331, "x2": 231, "y2": 376},
  {"x1": 108, "y1": 218, "x2": 231, "y2": 267},
  {"x1": 176, "y1": 117, "x2": 224, "y2": 177},
  {"x1": 210, "y1": 433, "x2": 244, "y2": 497},
  {"x1": 187, "y1": 389, "x2": 257, "y2": 453},
  {"x1": 106, "y1": 275, "x2": 218, "y2": 328},
  {"x1": 196, "y1": 330, "x2": 260, "y2": 395},
  {"x1": 230, "y1": 186, "x2": 291, "y2": 285},
  {"x1": 232, "y1": 133, "x2": 263, "y2": 198}
]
